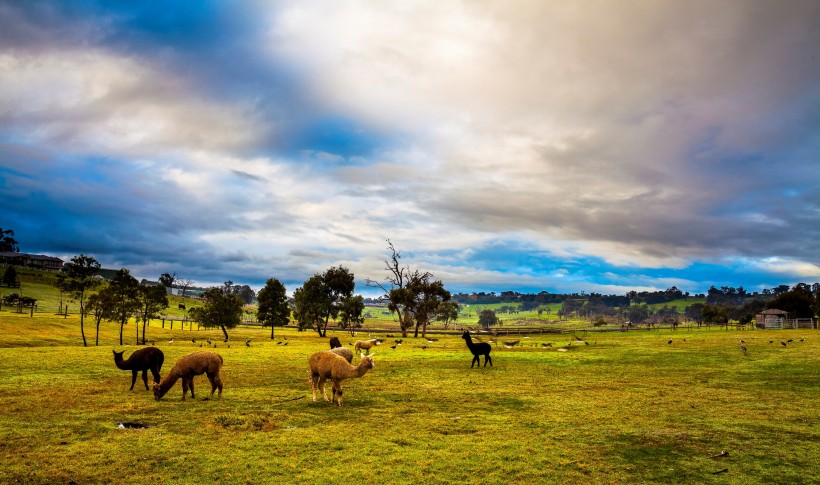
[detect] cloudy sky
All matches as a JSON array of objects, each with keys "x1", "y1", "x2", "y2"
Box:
[{"x1": 1, "y1": 1, "x2": 818, "y2": 296}]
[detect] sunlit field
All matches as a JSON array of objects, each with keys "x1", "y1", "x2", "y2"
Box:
[{"x1": 0, "y1": 307, "x2": 818, "y2": 484}]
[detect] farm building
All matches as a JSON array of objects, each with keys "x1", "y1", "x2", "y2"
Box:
[
  {"x1": 755, "y1": 309, "x2": 816, "y2": 330},
  {"x1": 756, "y1": 309, "x2": 788, "y2": 329},
  {"x1": 0, "y1": 252, "x2": 64, "y2": 271}
]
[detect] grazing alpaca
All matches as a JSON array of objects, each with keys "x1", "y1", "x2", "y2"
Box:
[
  {"x1": 462, "y1": 331, "x2": 492, "y2": 368},
  {"x1": 308, "y1": 350, "x2": 374, "y2": 406},
  {"x1": 113, "y1": 347, "x2": 164, "y2": 391},
  {"x1": 329, "y1": 336, "x2": 342, "y2": 349},
  {"x1": 354, "y1": 339, "x2": 380, "y2": 355},
  {"x1": 153, "y1": 351, "x2": 223, "y2": 401}
]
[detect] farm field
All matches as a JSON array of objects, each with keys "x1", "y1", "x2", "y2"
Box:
[{"x1": 0, "y1": 310, "x2": 818, "y2": 484}]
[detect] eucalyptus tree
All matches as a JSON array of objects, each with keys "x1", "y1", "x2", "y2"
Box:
[
  {"x1": 193, "y1": 282, "x2": 244, "y2": 341},
  {"x1": 257, "y1": 277, "x2": 290, "y2": 339},
  {"x1": 63, "y1": 254, "x2": 101, "y2": 346},
  {"x1": 109, "y1": 269, "x2": 140, "y2": 346},
  {"x1": 436, "y1": 300, "x2": 460, "y2": 330},
  {"x1": 338, "y1": 294, "x2": 365, "y2": 336},
  {"x1": 86, "y1": 289, "x2": 116, "y2": 346},
  {"x1": 366, "y1": 240, "x2": 433, "y2": 338},
  {"x1": 136, "y1": 284, "x2": 169, "y2": 345},
  {"x1": 293, "y1": 266, "x2": 356, "y2": 337}
]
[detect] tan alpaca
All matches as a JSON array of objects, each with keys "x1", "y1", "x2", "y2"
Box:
[
  {"x1": 153, "y1": 351, "x2": 223, "y2": 401},
  {"x1": 353, "y1": 339, "x2": 380, "y2": 355},
  {"x1": 308, "y1": 350, "x2": 374, "y2": 406}
]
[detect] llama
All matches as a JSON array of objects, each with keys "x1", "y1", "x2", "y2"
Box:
[
  {"x1": 113, "y1": 347, "x2": 164, "y2": 391},
  {"x1": 308, "y1": 350, "x2": 374, "y2": 406},
  {"x1": 329, "y1": 336, "x2": 342, "y2": 349},
  {"x1": 462, "y1": 331, "x2": 492, "y2": 368},
  {"x1": 153, "y1": 351, "x2": 223, "y2": 401},
  {"x1": 353, "y1": 338, "x2": 380, "y2": 355}
]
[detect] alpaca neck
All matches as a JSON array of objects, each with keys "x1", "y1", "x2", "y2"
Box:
[
  {"x1": 155, "y1": 373, "x2": 180, "y2": 398},
  {"x1": 338, "y1": 361, "x2": 372, "y2": 380},
  {"x1": 114, "y1": 355, "x2": 131, "y2": 370}
]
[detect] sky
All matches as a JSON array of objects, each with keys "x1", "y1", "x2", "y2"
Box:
[{"x1": 1, "y1": 0, "x2": 818, "y2": 296}]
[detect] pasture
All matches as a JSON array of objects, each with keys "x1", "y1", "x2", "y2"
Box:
[{"x1": 0, "y1": 311, "x2": 818, "y2": 484}]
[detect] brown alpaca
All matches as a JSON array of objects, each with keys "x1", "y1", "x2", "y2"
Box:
[
  {"x1": 329, "y1": 336, "x2": 342, "y2": 349},
  {"x1": 153, "y1": 351, "x2": 223, "y2": 401},
  {"x1": 308, "y1": 350, "x2": 374, "y2": 406},
  {"x1": 113, "y1": 347, "x2": 164, "y2": 391}
]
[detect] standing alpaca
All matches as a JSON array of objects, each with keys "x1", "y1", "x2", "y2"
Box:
[
  {"x1": 308, "y1": 350, "x2": 374, "y2": 406},
  {"x1": 153, "y1": 351, "x2": 223, "y2": 401},
  {"x1": 353, "y1": 339, "x2": 380, "y2": 355},
  {"x1": 462, "y1": 331, "x2": 492, "y2": 368},
  {"x1": 113, "y1": 347, "x2": 164, "y2": 390},
  {"x1": 329, "y1": 336, "x2": 342, "y2": 349},
  {"x1": 328, "y1": 336, "x2": 353, "y2": 363}
]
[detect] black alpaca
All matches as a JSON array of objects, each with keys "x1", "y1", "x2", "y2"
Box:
[
  {"x1": 462, "y1": 331, "x2": 492, "y2": 368},
  {"x1": 113, "y1": 347, "x2": 164, "y2": 390},
  {"x1": 329, "y1": 336, "x2": 342, "y2": 349}
]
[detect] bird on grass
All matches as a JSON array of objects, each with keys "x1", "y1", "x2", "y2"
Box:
[
  {"x1": 787, "y1": 339, "x2": 794, "y2": 343},
  {"x1": 667, "y1": 339, "x2": 673, "y2": 344},
  {"x1": 207, "y1": 338, "x2": 212, "y2": 346},
  {"x1": 191, "y1": 338, "x2": 196, "y2": 344},
  {"x1": 542, "y1": 343, "x2": 552, "y2": 347},
  {"x1": 245, "y1": 339, "x2": 251, "y2": 347},
  {"x1": 781, "y1": 340, "x2": 787, "y2": 347},
  {"x1": 277, "y1": 341, "x2": 282, "y2": 345},
  {"x1": 168, "y1": 337, "x2": 175, "y2": 344},
  {"x1": 769, "y1": 340, "x2": 773, "y2": 344},
  {"x1": 390, "y1": 345, "x2": 397, "y2": 350},
  {"x1": 740, "y1": 344, "x2": 747, "y2": 355}
]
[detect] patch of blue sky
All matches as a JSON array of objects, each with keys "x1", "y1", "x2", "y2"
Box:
[{"x1": 284, "y1": 116, "x2": 391, "y2": 165}]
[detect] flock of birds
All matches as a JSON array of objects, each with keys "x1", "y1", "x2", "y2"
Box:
[{"x1": 153, "y1": 331, "x2": 807, "y2": 357}]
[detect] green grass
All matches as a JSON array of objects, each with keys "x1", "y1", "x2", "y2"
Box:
[{"x1": 0, "y1": 307, "x2": 818, "y2": 484}]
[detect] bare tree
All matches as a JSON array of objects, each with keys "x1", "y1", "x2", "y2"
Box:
[
  {"x1": 177, "y1": 278, "x2": 195, "y2": 300},
  {"x1": 366, "y1": 239, "x2": 432, "y2": 338}
]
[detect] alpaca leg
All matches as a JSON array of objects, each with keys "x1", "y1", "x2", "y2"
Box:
[
  {"x1": 471, "y1": 355, "x2": 479, "y2": 368},
  {"x1": 189, "y1": 377, "x2": 195, "y2": 400},
  {"x1": 319, "y1": 377, "x2": 330, "y2": 401},
  {"x1": 150, "y1": 366, "x2": 161, "y2": 384},
  {"x1": 141, "y1": 370, "x2": 149, "y2": 390},
  {"x1": 207, "y1": 372, "x2": 222, "y2": 398},
  {"x1": 310, "y1": 372, "x2": 318, "y2": 401},
  {"x1": 181, "y1": 378, "x2": 190, "y2": 401},
  {"x1": 485, "y1": 354, "x2": 492, "y2": 367},
  {"x1": 332, "y1": 380, "x2": 343, "y2": 406},
  {"x1": 130, "y1": 370, "x2": 138, "y2": 390}
]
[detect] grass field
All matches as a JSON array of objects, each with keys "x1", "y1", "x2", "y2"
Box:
[{"x1": 1, "y1": 307, "x2": 818, "y2": 484}]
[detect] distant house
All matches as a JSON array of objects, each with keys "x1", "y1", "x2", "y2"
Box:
[
  {"x1": 755, "y1": 309, "x2": 788, "y2": 329},
  {"x1": 0, "y1": 252, "x2": 64, "y2": 271}
]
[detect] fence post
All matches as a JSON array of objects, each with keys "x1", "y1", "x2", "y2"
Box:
[{"x1": 65, "y1": 306, "x2": 68, "y2": 318}]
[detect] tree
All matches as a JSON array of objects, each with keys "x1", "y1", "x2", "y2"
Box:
[
  {"x1": 684, "y1": 302, "x2": 705, "y2": 327},
  {"x1": 404, "y1": 274, "x2": 451, "y2": 338},
  {"x1": 234, "y1": 284, "x2": 256, "y2": 305},
  {"x1": 63, "y1": 254, "x2": 101, "y2": 347},
  {"x1": 767, "y1": 284, "x2": 815, "y2": 318},
  {"x1": 0, "y1": 228, "x2": 19, "y2": 252},
  {"x1": 177, "y1": 278, "x2": 195, "y2": 300},
  {"x1": 194, "y1": 283, "x2": 244, "y2": 340},
  {"x1": 135, "y1": 284, "x2": 169, "y2": 345},
  {"x1": 2, "y1": 265, "x2": 18, "y2": 288},
  {"x1": 366, "y1": 240, "x2": 432, "y2": 338},
  {"x1": 109, "y1": 269, "x2": 140, "y2": 346},
  {"x1": 478, "y1": 309, "x2": 499, "y2": 329},
  {"x1": 257, "y1": 278, "x2": 290, "y2": 339},
  {"x1": 293, "y1": 267, "x2": 356, "y2": 337},
  {"x1": 159, "y1": 272, "x2": 176, "y2": 289},
  {"x1": 293, "y1": 274, "x2": 329, "y2": 336},
  {"x1": 436, "y1": 301, "x2": 459, "y2": 330},
  {"x1": 338, "y1": 295, "x2": 365, "y2": 336},
  {"x1": 86, "y1": 289, "x2": 116, "y2": 346}
]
